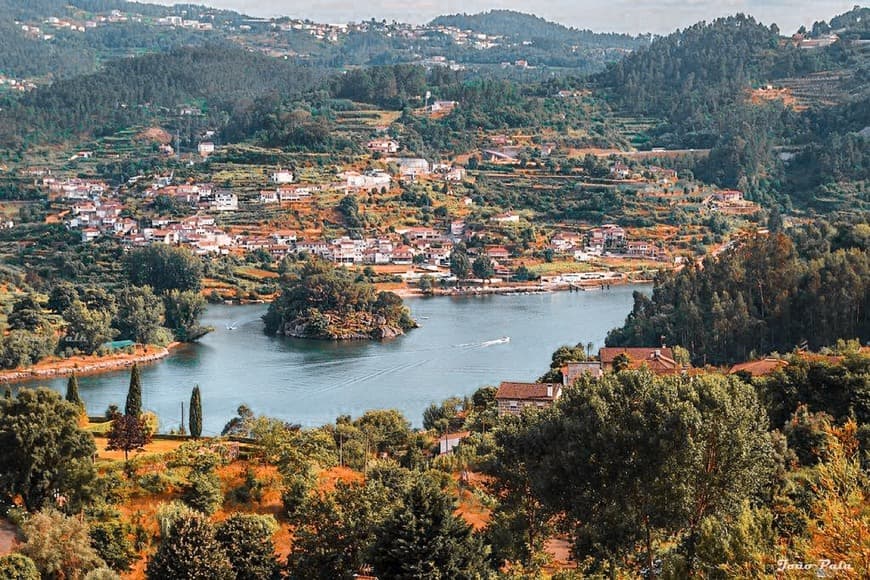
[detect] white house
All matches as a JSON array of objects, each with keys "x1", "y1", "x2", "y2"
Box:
[
  {"x1": 211, "y1": 192, "x2": 238, "y2": 211},
  {"x1": 271, "y1": 169, "x2": 294, "y2": 184},
  {"x1": 438, "y1": 431, "x2": 471, "y2": 454},
  {"x1": 391, "y1": 158, "x2": 430, "y2": 177},
  {"x1": 344, "y1": 171, "x2": 392, "y2": 191},
  {"x1": 198, "y1": 141, "x2": 215, "y2": 158}
]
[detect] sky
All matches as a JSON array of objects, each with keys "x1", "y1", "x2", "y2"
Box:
[{"x1": 149, "y1": 0, "x2": 861, "y2": 35}]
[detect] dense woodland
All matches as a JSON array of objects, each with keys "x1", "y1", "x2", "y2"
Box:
[
  {"x1": 607, "y1": 223, "x2": 870, "y2": 364},
  {"x1": 0, "y1": 244, "x2": 208, "y2": 368}
]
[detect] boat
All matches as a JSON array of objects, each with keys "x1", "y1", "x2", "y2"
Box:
[{"x1": 481, "y1": 336, "x2": 510, "y2": 346}]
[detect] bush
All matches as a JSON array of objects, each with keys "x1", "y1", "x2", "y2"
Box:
[
  {"x1": 83, "y1": 567, "x2": 121, "y2": 580},
  {"x1": 215, "y1": 514, "x2": 280, "y2": 580},
  {"x1": 20, "y1": 509, "x2": 105, "y2": 579},
  {"x1": 229, "y1": 468, "x2": 264, "y2": 504},
  {"x1": 146, "y1": 513, "x2": 233, "y2": 580},
  {"x1": 90, "y1": 521, "x2": 137, "y2": 571},
  {"x1": 182, "y1": 470, "x2": 223, "y2": 515},
  {"x1": 0, "y1": 554, "x2": 40, "y2": 580}
]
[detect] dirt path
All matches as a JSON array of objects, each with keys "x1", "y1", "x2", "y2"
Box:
[{"x1": 0, "y1": 519, "x2": 17, "y2": 556}]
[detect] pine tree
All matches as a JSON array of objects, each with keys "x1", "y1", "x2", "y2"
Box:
[
  {"x1": 189, "y1": 386, "x2": 202, "y2": 439},
  {"x1": 65, "y1": 373, "x2": 84, "y2": 410},
  {"x1": 125, "y1": 364, "x2": 142, "y2": 417},
  {"x1": 371, "y1": 479, "x2": 488, "y2": 578},
  {"x1": 145, "y1": 513, "x2": 233, "y2": 580}
]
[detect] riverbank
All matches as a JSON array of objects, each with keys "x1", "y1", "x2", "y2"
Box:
[
  {"x1": 0, "y1": 343, "x2": 178, "y2": 384},
  {"x1": 391, "y1": 274, "x2": 651, "y2": 298}
]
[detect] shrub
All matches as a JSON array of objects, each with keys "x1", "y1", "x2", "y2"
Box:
[
  {"x1": 182, "y1": 470, "x2": 223, "y2": 515},
  {"x1": 0, "y1": 554, "x2": 40, "y2": 580}
]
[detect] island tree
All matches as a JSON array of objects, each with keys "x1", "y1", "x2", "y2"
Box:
[
  {"x1": 113, "y1": 285, "x2": 165, "y2": 344},
  {"x1": 262, "y1": 259, "x2": 415, "y2": 340},
  {"x1": 65, "y1": 373, "x2": 84, "y2": 411}
]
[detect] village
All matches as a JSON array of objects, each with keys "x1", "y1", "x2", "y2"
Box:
[{"x1": 15, "y1": 124, "x2": 763, "y2": 300}]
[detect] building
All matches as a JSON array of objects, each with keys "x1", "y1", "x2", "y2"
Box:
[
  {"x1": 588, "y1": 224, "x2": 625, "y2": 251},
  {"x1": 391, "y1": 158, "x2": 430, "y2": 177},
  {"x1": 485, "y1": 246, "x2": 510, "y2": 260},
  {"x1": 259, "y1": 190, "x2": 279, "y2": 204},
  {"x1": 599, "y1": 347, "x2": 680, "y2": 375},
  {"x1": 366, "y1": 139, "x2": 399, "y2": 154},
  {"x1": 714, "y1": 190, "x2": 744, "y2": 203},
  {"x1": 438, "y1": 431, "x2": 471, "y2": 454},
  {"x1": 490, "y1": 212, "x2": 520, "y2": 224},
  {"x1": 551, "y1": 232, "x2": 583, "y2": 252},
  {"x1": 211, "y1": 192, "x2": 238, "y2": 211},
  {"x1": 495, "y1": 382, "x2": 562, "y2": 417},
  {"x1": 561, "y1": 361, "x2": 604, "y2": 385},
  {"x1": 198, "y1": 141, "x2": 215, "y2": 158},
  {"x1": 430, "y1": 100, "x2": 457, "y2": 114},
  {"x1": 271, "y1": 170, "x2": 294, "y2": 184},
  {"x1": 344, "y1": 171, "x2": 391, "y2": 191},
  {"x1": 728, "y1": 358, "x2": 788, "y2": 377}
]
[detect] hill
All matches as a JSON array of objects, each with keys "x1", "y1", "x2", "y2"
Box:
[
  {"x1": 431, "y1": 9, "x2": 645, "y2": 49},
  {"x1": 0, "y1": 44, "x2": 323, "y2": 145}
]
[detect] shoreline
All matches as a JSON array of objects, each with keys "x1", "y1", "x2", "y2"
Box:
[
  {"x1": 391, "y1": 275, "x2": 651, "y2": 298},
  {"x1": 3, "y1": 282, "x2": 649, "y2": 383},
  {"x1": 0, "y1": 343, "x2": 181, "y2": 384}
]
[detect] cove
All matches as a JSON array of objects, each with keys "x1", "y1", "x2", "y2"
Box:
[{"x1": 29, "y1": 286, "x2": 645, "y2": 434}]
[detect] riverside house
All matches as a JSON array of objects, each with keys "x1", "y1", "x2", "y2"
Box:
[{"x1": 495, "y1": 382, "x2": 562, "y2": 417}]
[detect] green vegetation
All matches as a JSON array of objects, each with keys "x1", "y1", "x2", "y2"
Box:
[
  {"x1": 189, "y1": 386, "x2": 202, "y2": 440},
  {"x1": 607, "y1": 226, "x2": 869, "y2": 364},
  {"x1": 0, "y1": 3, "x2": 868, "y2": 577},
  {"x1": 263, "y1": 259, "x2": 416, "y2": 340},
  {"x1": 0, "y1": 388, "x2": 96, "y2": 511}
]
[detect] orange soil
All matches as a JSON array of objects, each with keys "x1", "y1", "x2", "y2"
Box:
[{"x1": 94, "y1": 437, "x2": 187, "y2": 462}]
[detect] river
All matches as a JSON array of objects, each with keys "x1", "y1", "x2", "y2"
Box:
[{"x1": 30, "y1": 286, "x2": 644, "y2": 434}]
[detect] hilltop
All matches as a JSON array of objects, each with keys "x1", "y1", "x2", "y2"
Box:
[{"x1": 430, "y1": 9, "x2": 645, "y2": 48}]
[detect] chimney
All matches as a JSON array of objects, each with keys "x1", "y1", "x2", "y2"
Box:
[
  {"x1": 547, "y1": 385, "x2": 553, "y2": 398},
  {"x1": 654, "y1": 349, "x2": 661, "y2": 357}
]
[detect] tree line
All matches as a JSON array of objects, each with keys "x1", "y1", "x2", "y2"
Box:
[{"x1": 606, "y1": 225, "x2": 869, "y2": 365}]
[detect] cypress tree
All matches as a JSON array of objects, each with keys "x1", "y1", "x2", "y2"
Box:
[
  {"x1": 189, "y1": 385, "x2": 202, "y2": 439},
  {"x1": 125, "y1": 363, "x2": 142, "y2": 417},
  {"x1": 65, "y1": 373, "x2": 84, "y2": 410}
]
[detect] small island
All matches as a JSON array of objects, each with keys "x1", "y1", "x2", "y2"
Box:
[{"x1": 262, "y1": 259, "x2": 417, "y2": 340}]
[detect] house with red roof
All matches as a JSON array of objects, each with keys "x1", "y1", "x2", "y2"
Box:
[{"x1": 495, "y1": 382, "x2": 562, "y2": 417}]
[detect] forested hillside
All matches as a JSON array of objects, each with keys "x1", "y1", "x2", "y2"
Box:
[
  {"x1": 607, "y1": 223, "x2": 870, "y2": 364},
  {"x1": 0, "y1": 45, "x2": 322, "y2": 146},
  {"x1": 431, "y1": 9, "x2": 645, "y2": 48}
]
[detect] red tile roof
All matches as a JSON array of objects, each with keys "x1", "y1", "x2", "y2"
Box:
[
  {"x1": 729, "y1": 358, "x2": 788, "y2": 376},
  {"x1": 496, "y1": 382, "x2": 560, "y2": 401},
  {"x1": 599, "y1": 347, "x2": 675, "y2": 364}
]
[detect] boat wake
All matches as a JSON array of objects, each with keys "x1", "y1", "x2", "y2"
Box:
[{"x1": 481, "y1": 336, "x2": 510, "y2": 347}]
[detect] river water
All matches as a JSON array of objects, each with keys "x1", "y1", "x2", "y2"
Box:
[{"x1": 30, "y1": 286, "x2": 643, "y2": 434}]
